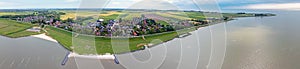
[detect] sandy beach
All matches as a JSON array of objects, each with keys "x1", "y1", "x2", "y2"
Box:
[
  {"x1": 68, "y1": 52, "x2": 115, "y2": 59},
  {"x1": 31, "y1": 33, "x2": 58, "y2": 43}
]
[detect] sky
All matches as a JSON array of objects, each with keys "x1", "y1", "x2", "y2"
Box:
[{"x1": 0, "y1": 0, "x2": 300, "y2": 11}]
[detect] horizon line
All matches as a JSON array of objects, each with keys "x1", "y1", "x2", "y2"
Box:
[{"x1": 0, "y1": 8, "x2": 202, "y2": 11}]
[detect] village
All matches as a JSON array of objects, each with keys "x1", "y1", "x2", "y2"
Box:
[{"x1": 1, "y1": 10, "x2": 216, "y2": 37}]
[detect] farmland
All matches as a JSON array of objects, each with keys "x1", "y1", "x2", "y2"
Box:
[
  {"x1": 60, "y1": 10, "x2": 123, "y2": 20},
  {"x1": 0, "y1": 12, "x2": 32, "y2": 16}
]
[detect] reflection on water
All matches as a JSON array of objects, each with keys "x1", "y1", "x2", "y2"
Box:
[
  {"x1": 0, "y1": 36, "x2": 74, "y2": 69},
  {"x1": 223, "y1": 25, "x2": 276, "y2": 69},
  {"x1": 223, "y1": 11, "x2": 300, "y2": 69}
]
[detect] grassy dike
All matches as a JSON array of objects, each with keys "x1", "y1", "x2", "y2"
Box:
[
  {"x1": 0, "y1": 19, "x2": 41, "y2": 38},
  {"x1": 45, "y1": 26, "x2": 195, "y2": 54},
  {"x1": 45, "y1": 26, "x2": 73, "y2": 50}
]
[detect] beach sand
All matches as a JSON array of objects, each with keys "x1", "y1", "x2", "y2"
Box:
[
  {"x1": 68, "y1": 52, "x2": 115, "y2": 59},
  {"x1": 31, "y1": 33, "x2": 58, "y2": 43}
]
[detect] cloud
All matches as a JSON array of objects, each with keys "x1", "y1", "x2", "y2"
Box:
[
  {"x1": 65, "y1": 0, "x2": 80, "y2": 2},
  {"x1": 227, "y1": 3, "x2": 300, "y2": 10},
  {"x1": 106, "y1": 0, "x2": 210, "y2": 10},
  {"x1": 106, "y1": 0, "x2": 181, "y2": 9},
  {"x1": 0, "y1": 0, "x2": 80, "y2": 9},
  {"x1": 0, "y1": 0, "x2": 222, "y2": 10},
  {"x1": 0, "y1": 2, "x2": 18, "y2": 6},
  {"x1": 0, "y1": 2, "x2": 20, "y2": 9},
  {"x1": 126, "y1": 0, "x2": 179, "y2": 10}
]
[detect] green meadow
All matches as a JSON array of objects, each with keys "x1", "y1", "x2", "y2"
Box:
[
  {"x1": 0, "y1": 19, "x2": 40, "y2": 38},
  {"x1": 45, "y1": 25, "x2": 195, "y2": 54}
]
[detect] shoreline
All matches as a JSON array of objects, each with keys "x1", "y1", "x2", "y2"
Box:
[
  {"x1": 29, "y1": 20, "x2": 221, "y2": 59},
  {"x1": 68, "y1": 52, "x2": 115, "y2": 59},
  {"x1": 31, "y1": 33, "x2": 116, "y2": 59},
  {"x1": 31, "y1": 33, "x2": 58, "y2": 43}
]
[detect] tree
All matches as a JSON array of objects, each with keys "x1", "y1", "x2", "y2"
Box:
[
  {"x1": 223, "y1": 16, "x2": 230, "y2": 21},
  {"x1": 66, "y1": 18, "x2": 74, "y2": 22}
]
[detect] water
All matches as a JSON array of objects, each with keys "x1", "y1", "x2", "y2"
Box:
[
  {"x1": 222, "y1": 11, "x2": 300, "y2": 69},
  {"x1": 0, "y1": 36, "x2": 76, "y2": 69},
  {"x1": 0, "y1": 36, "x2": 125, "y2": 69},
  {"x1": 1, "y1": 10, "x2": 300, "y2": 69}
]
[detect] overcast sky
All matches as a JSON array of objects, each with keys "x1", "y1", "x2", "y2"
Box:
[{"x1": 0, "y1": 0, "x2": 299, "y2": 11}]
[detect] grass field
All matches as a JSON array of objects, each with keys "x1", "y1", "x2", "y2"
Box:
[
  {"x1": 156, "y1": 12, "x2": 191, "y2": 20},
  {"x1": 122, "y1": 12, "x2": 142, "y2": 20},
  {"x1": 45, "y1": 26, "x2": 73, "y2": 50},
  {"x1": 0, "y1": 12, "x2": 32, "y2": 16},
  {"x1": 60, "y1": 10, "x2": 122, "y2": 20},
  {"x1": 156, "y1": 20, "x2": 170, "y2": 25},
  {"x1": 185, "y1": 12, "x2": 206, "y2": 20},
  {"x1": 222, "y1": 13, "x2": 255, "y2": 18},
  {"x1": 100, "y1": 11, "x2": 122, "y2": 16},
  {"x1": 45, "y1": 25, "x2": 195, "y2": 54},
  {"x1": 59, "y1": 10, "x2": 254, "y2": 22},
  {"x1": 0, "y1": 19, "x2": 41, "y2": 38},
  {"x1": 100, "y1": 14, "x2": 120, "y2": 21}
]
